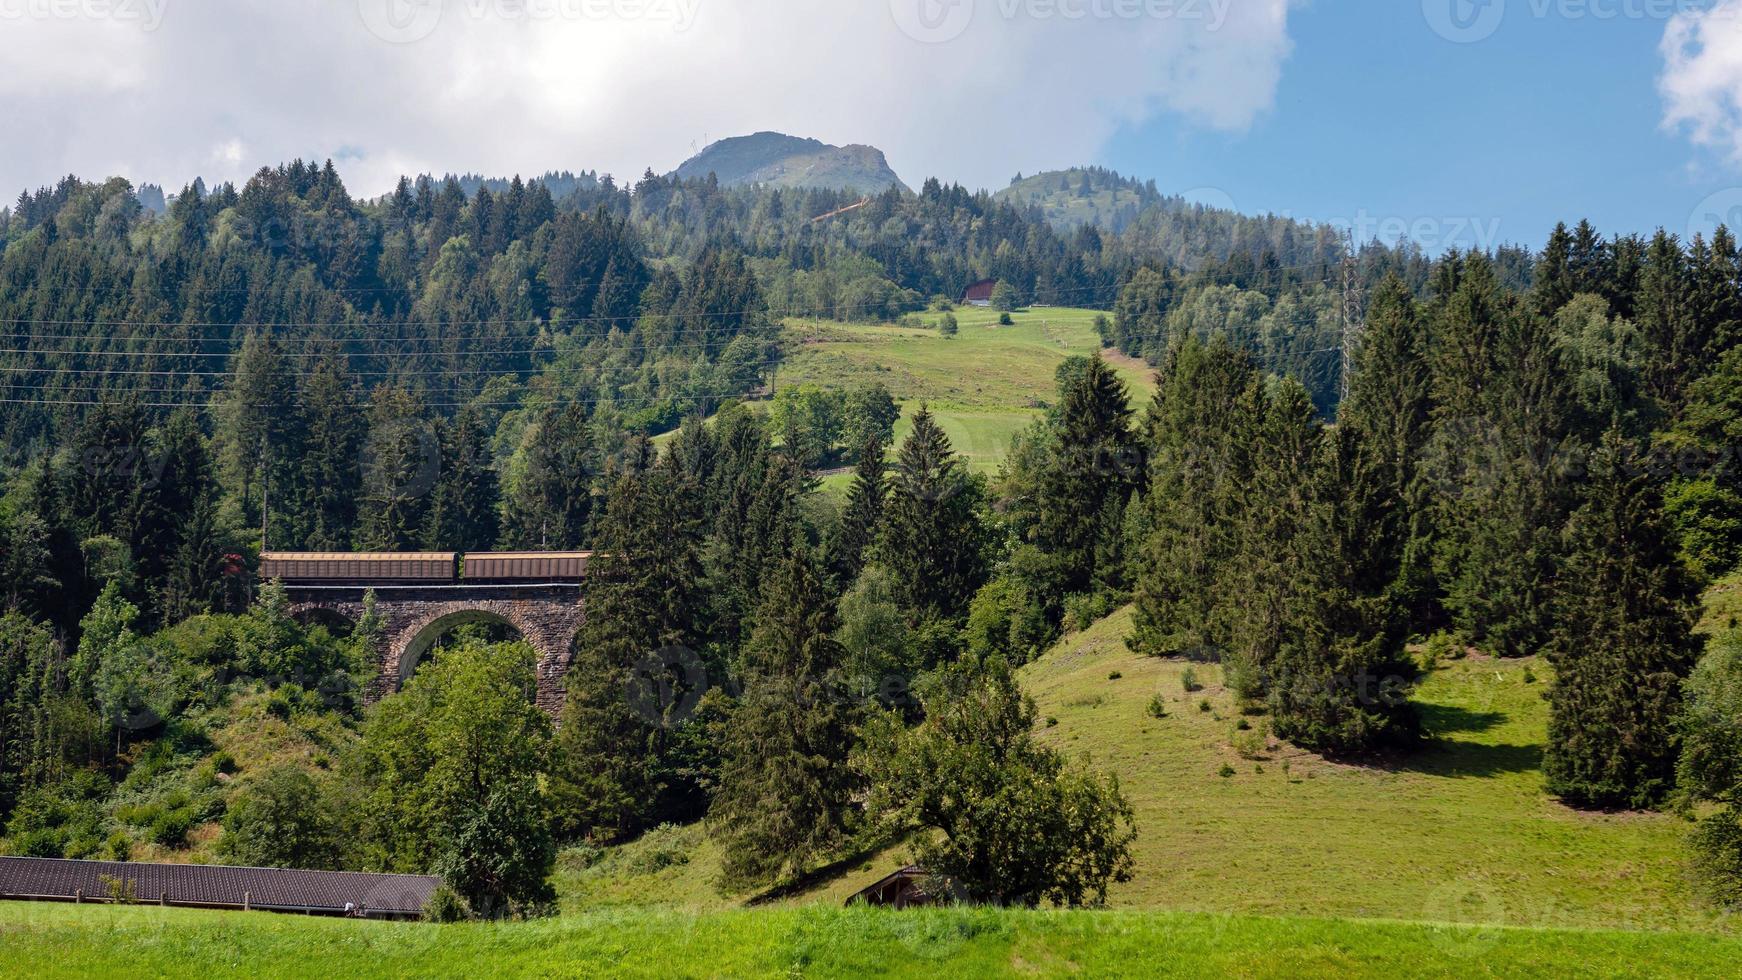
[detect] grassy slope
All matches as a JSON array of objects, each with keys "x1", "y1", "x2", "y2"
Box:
[
  {"x1": 1016, "y1": 609, "x2": 1721, "y2": 933},
  {"x1": 4, "y1": 901, "x2": 1737, "y2": 979},
  {"x1": 556, "y1": 606, "x2": 1732, "y2": 937},
  {"x1": 777, "y1": 305, "x2": 1155, "y2": 479}
]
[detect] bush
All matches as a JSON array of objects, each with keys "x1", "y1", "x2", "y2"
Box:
[
  {"x1": 103, "y1": 832, "x2": 132, "y2": 862},
  {"x1": 218, "y1": 765, "x2": 340, "y2": 870},
  {"x1": 424, "y1": 883, "x2": 472, "y2": 923},
  {"x1": 1198, "y1": 699, "x2": 1212, "y2": 713},
  {"x1": 939, "y1": 312, "x2": 958, "y2": 337},
  {"x1": 1181, "y1": 667, "x2": 1202, "y2": 693},
  {"x1": 1233, "y1": 723, "x2": 1269, "y2": 761},
  {"x1": 854, "y1": 655, "x2": 1135, "y2": 907},
  {"x1": 1423, "y1": 632, "x2": 1464, "y2": 666},
  {"x1": 998, "y1": 312, "x2": 1015, "y2": 326},
  {"x1": 1146, "y1": 694, "x2": 1167, "y2": 719},
  {"x1": 627, "y1": 823, "x2": 692, "y2": 875},
  {"x1": 150, "y1": 808, "x2": 196, "y2": 848},
  {"x1": 1107, "y1": 671, "x2": 1123, "y2": 681},
  {"x1": 1218, "y1": 764, "x2": 1236, "y2": 778},
  {"x1": 1692, "y1": 806, "x2": 1742, "y2": 908},
  {"x1": 1062, "y1": 592, "x2": 1114, "y2": 633}
]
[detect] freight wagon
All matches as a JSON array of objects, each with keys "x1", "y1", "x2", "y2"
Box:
[
  {"x1": 460, "y1": 552, "x2": 593, "y2": 582},
  {"x1": 258, "y1": 552, "x2": 458, "y2": 584}
]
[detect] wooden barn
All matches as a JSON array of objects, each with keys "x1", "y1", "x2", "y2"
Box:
[
  {"x1": 960, "y1": 279, "x2": 996, "y2": 307},
  {"x1": 845, "y1": 866, "x2": 958, "y2": 908}
]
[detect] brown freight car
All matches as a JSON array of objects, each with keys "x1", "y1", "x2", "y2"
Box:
[
  {"x1": 460, "y1": 552, "x2": 593, "y2": 582},
  {"x1": 258, "y1": 552, "x2": 458, "y2": 584}
]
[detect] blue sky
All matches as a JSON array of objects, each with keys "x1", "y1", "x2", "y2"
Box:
[{"x1": 1103, "y1": 1, "x2": 1729, "y2": 251}]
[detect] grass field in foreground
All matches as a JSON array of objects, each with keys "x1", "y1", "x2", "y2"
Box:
[
  {"x1": 2, "y1": 901, "x2": 1736, "y2": 979},
  {"x1": 779, "y1": 306, "x2": 1155, "y2": 477}
]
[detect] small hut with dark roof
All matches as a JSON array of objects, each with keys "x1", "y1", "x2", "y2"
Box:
[{"x1": 845, "y1": 865, "x2": 957, "y2": 909}]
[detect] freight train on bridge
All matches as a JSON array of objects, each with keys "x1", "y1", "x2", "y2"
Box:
[{"x1": 258, "y1": 551, "x2": 593, "y2": 586}]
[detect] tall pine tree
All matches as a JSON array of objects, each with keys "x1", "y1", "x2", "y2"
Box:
[
  {"x1": 711, "y1": 545, "x2": 861, "y2": 889},
  {"x1": 1544, "y1": 429, "x2": 1702, "y2": 809}
]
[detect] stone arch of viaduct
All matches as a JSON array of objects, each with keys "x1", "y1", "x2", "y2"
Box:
[{"x1": 287, "y1": 587, "x2": 585, "y2": 717}]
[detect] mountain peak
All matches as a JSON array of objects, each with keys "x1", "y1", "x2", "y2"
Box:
[{"x1": 672, "y1": 132, "x2": 908, "y2": 194}]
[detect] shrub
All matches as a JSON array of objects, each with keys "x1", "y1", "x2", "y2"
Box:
[
  {"x1": 218, "y1": 765, "x2": 340, "y2": 870},
  {"x1": 424, "y1": 883, "x2": 472, "y2": 923},
  {"x1": 1198, "y1": 699, "x2": 1212, "y2": 713},
  {"x1": 998, "y1": 312, "x2": 1015, "y2": 326},
  {"x1": 1107, "y1": 671, "x2": 1123, "y2": 681},
  {"x1": 1692, "y1": 807, "x2": 1742, "y2": 908},
  {"x1": 1146, "y1": 694, "x2": 1167, "y2": 719},
  {"x1": 1181, "y1": 667, "x2": 1202, "y2": 693},
  {"x1": 1423, "y1": 632, "x2": 1464, "y2": 665},
  {"x1": 1218, "y1": 764, "x2": 1236, "y2": 778},
  {"x1": 1062, "y1": 592, "x2": 1114, "y2": 633},
  {"x1": 627, "y1": 823, "x2": 692, "y2": 875},
  {"x1": 150, "y1": 808, "x2": 196, "y2": 848},
  {"x1": 1233, "y1": 722, "x2": 1269, "y2": 760},
  {"x1": 939, "y1": 312, "x2": 958, "y2": 337}
]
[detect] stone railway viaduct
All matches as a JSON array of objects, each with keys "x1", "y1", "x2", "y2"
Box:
[{"x1": 286, "y1": 583, "x2": 585, "y2": 716}]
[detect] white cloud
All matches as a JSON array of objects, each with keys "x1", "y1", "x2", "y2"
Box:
[
  {"x1": 1661, "y1": 1, "x2": 1742, "y2": 167},
  {"x1": 0, "y1": 0, "x2": 1298, "y2": 199}
]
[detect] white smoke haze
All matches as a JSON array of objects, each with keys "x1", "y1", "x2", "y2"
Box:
[{"x1": 0, "y1": 0, "x2": 1299, "y2": 198}]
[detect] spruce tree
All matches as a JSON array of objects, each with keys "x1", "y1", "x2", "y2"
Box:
[
  {"x1": 1635, "y1": 230, "x2": 1701, "y2": 416},
  {"x1": 294, "y1": 358, "x2": 364, "y2": 550},
  {"x1": 1544, "y1": 429, "x2": 1702, "y2": 809},
  {"x1": 1221, "y1": 379, "x2": 1321, "y2": 702},
  {"x1": 505, "y1": 402, "x2": 593, "y2": 549},
  {"x1": 425, "y1": 406, "x2": 501, "y2": 552},
  {"x1": 711, "y1": 546, "x2": 861, "y2": 889},
  {"x1": 356, "y1": 386, "x2": 435, "y2": 552},
  {"x1": 1270, "y1": 426, "x2": 1422, "y2": 755},
  {"x1": 1032, "y1": 355, "x2": 1136, "y2": 599},
  {"x1": 549, "y1": 465, "x2": 707, "y2": 839},
  {"x1": 1339, "y1": 275, "x2": 1436, "y2": 623},
  {"x1": 218, "y1": 333, "x2": 303, "y2": 535},
  {"x1": 1430, "y1": 266, "x2": 1576, "y2": 656},
  {"x1": 1129, "y1": 336, "x2": 1259, "y2": 658},
  {"x1": 877, "y1": 406, "x2": 989, "y2": 623},
  {"x1": 823, "y1": 434, "x2": 887, "y2": 590}
]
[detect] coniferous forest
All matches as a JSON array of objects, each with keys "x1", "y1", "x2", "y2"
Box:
[{"x1": 0, "y1": 161, "x2": 1740, "y2": 925}]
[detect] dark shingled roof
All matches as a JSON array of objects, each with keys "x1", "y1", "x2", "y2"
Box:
[{"x1": 0, "y1": 857, "x2": 439, "y2": 918}]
